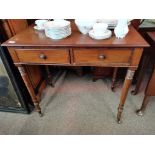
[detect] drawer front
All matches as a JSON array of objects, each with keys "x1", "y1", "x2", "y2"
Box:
[
  {"x1": 15, "y1": 49, "x2": 70, "y2": 64},
  {"x1": 73, "y1": 48, "x2": 132, "y2": 65}
]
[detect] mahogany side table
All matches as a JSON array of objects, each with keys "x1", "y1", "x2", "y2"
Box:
[
  {"x1": 2, "y1": 24, "x2": 149, "y2": 123},
  {"x1": 135, "y1": 32, "x2": 155, "y2": 116}
]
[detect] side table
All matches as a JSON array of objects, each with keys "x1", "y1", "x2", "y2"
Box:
[{"x1": 135, "y1": 32, "x2": 155, "y2": 115}]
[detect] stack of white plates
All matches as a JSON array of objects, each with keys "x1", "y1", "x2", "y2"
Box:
[
  {"x1": 44, "y1": 20, "x2": 71, "y2": 40},
  {"x1": 96, "y1": 19, "x2": 132, "y2": 29}
]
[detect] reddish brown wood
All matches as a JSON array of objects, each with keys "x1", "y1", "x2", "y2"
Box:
[
  {"x1": 147, "y1": 32, "x2": 155, "y2": 42},
  {"x1": 2, "y1": 22, "x2": 149, "y2": 122},
  {"x1": 0, "y1": 20, "x2": 13, "y2": 39},
  {"x1": 17, "y1": 65, "x2": 42, "y2": 116},
  {"x1": 130, "y1": 48, "x2": 143, "y2": 66},
  {"x1": 136, "y1": 95, "x2": 150, "y2": 116},
  {"x1": 131, "y1": 19, "x2": 141, "y2": 29},
  {"x1": 117, "y1": 68, "x2": 136, "y2": 123},
  {"x1": 136, "y1": 67, "x2": 155, "y2": 116},
  {"x1": 92, "y1": 67, "x2": 112, "y2": 82},
  {"x1": 2, "y1": 25, "x2": 149, "y2": 48},
  {"x1": 1, "y1": 20, "x2": 46, "y2": 104},
  {"x1": 131, "y1": 53, "x2": 150, "y2": 95},
  {"x1": 0, "y1": 19, "x2": 28, "y2": 39},
  {"x1": 7, "y1": 47, "x2": 19, "y2": 62},
  {"x1": 15, "y1": 49, "x2": 70, "y2": 64},
  {"x1": 110, "y1": 20, "x2": 146, "y2": 92},
  {"x1": 111, "y1": 67, "x2": 118, "y2": 91},
  {"x1": 25, "y1": 65, "x2": 43, "y2": 89},
  {"x1": 73, "y1": 48, "x2": 132, "y2": 66},
  {"x1": 7, "y1": 20, "x2": 28, "y2": 35},
  {"x1": 135, "y1": 32, "x2": 155, "y2": 116},
  {"x1": 145, "y1": 68, "x2": 155, "y2": 96}
]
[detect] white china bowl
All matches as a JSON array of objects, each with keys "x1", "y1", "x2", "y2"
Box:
[
  {"x1": 44, "y1": 20, "x2": 71, "y2": 40},
  {"x1": 93, "y1": 23, "x2": 108, "y2": 35},
  {"x1": 75, "y1": 19, "x2": 97, "y2": 34}
]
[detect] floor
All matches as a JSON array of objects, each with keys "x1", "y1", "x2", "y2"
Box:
[{"x1": 0, "y1": 71, "x2": 155, "y2": 135}]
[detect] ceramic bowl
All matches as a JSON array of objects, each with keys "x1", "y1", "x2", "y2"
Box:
[
  {"x1": 93, "y1": 23, "x2": 108, "y2": 35},
  {"x1": 75, "y1": 19, "x2": 97, "y2": 35}
]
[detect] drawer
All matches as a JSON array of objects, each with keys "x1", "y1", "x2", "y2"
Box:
[
  {"x1": 15, "y1": 49, "x2": 70, "y2": 64},
  {"x1": 73, "y1": 48, "x2": 132, "y2": 65}
]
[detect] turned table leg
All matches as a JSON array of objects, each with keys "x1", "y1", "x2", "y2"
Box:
[
  {"x1": 17, "y1": 65, "x2": 43, "y2": 116},
  {"x1": 136, "y1": 95, "x2": 150, "y2": 116},
  {"x1": 117, "y1": 68, "x2": 136, "y2": 123},
  {"x1": 111, "y1": 67, "x2": 118, "y2": 92}
]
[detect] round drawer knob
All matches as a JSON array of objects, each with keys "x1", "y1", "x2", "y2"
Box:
[
  {"x1": 98, "y1": 54, "x2": 106, "y2": 60},
  {"x1": 39, "y1": 54, "x2": 46, "y2": 60}
]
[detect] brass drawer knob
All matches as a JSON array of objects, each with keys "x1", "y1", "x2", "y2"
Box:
[
  {"x1": 39, "y1": 54, "x2": 46, "y2": 60},
  {"x1": 98, "y1": 54, "x2": 106, "y2": 60}
]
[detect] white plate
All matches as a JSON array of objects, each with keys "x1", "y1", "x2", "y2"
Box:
[
  {"x1": 89, "y1": 29, "x2": 112, "y2": 40},
  {"x1": 97, "y1": 19, "x2": 131, "y2": 29},
  {"x1": 34, "y1": 26, "x2": 44, "y2": 30}
]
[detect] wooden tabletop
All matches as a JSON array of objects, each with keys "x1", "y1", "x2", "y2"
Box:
[{"x1": 2, "y1": 23, "x2": 149, "y2": 48}]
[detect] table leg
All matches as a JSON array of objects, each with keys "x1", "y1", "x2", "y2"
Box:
[
  {"x1": 74, "y1": 67, "x2": 83, "y2": 77},
  {"x1": 136, "y1": 95, "x2": 150, "y2": 116},
  {"x1": 111, "y1": 67, "x2": 118, "y2": 92},
  {"x1": 17, "y1": 65, "x2": 42, "y2": 116},
  {"x1": 45, "y1": 66, "x2": 54, "y2": 87},
  {"x1": 117, "y1": 68, "x2": 136, "y2": 123},
  {"x1": 131, "y1": 54, "x2": 150, "y2": 95}
]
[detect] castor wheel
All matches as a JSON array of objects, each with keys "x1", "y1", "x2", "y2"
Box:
[
  {"x1": 131, "y1": 90, "x2": 137, "y2": 95},
  {"x1": 38, "y1": 111, "x2": 43, "y2": 117},
  {"x1": 136, "y1": 109, "x2": 144, "y2": 116},
  {"x1": 117, "y1": 119, "x2": 122, "y2": 124}
]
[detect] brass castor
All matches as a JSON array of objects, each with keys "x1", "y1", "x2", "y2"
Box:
[
  {"x1": 38, "y1": 111, "x2": 43, "y2": 117},
  {"x1": 117, "y1": 119, "x2": 122, "y2": 124},
  {"x1": 136, "y1": 110, "x2": 144, "y2": 116},
  {"x1": 131, "y1": 90, "x2": 137, "y2": 95}
]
